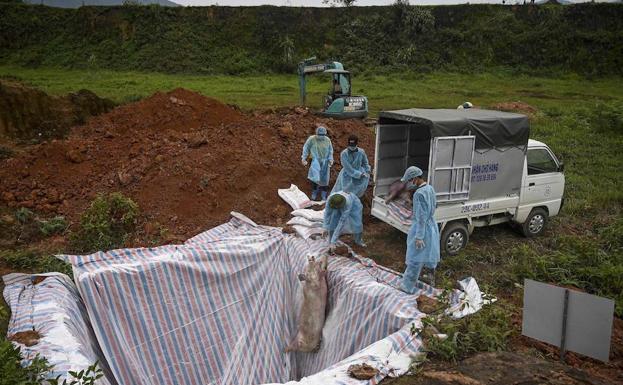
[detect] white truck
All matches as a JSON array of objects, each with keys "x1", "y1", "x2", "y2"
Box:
[{"x1": 371, "y1": 108, "x2": 565, "y2": 255}]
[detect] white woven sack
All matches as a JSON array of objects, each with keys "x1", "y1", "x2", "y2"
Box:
[
  {"x1": 286, "y1": 216, "x2": 323, "y2": 228},
  {"x1": 291, "y1": 208, "x2": 325, "y2": 222}
]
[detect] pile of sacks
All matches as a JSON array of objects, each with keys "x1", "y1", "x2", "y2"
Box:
[{"x1": 278, "y1": 184, "x2": 326, "y2": 240}]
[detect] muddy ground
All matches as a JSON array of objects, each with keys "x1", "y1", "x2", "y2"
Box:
[{"x1": 0, "y1": 87, "x2": 375, "y2": 245}]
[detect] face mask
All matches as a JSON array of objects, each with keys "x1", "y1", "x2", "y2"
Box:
[
  {"x1": 406, "y1": 181, "x2": 419, "y2": 190},
  {"x1": 348, "y1": 145, "x2": 357, "y2": 152}
]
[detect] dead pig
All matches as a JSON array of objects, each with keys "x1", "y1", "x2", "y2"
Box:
[{"x1": 285, "y1": 255, "x2": 328, "y2": 353}]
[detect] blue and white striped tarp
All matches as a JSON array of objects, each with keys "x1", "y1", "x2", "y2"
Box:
[
  {"x1": 54, "y1": 215, "x2": 435, "y2": 385},
  {"x1": 2, "y1": 273, "x2": 115, "y2": 385}
]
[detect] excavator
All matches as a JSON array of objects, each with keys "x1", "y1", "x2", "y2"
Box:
[{"x1": 297, "y1": 57, "x2": 368, "y2": 119}]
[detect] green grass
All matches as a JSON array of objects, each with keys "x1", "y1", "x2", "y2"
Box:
[{"x1": 1, "y1": 66, "x2": 622, "y2": 115}]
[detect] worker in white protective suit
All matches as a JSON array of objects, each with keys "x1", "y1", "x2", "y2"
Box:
[
  {"x1": 400, "y1": 166, "x2": 440, "y2": 294},
  {"x1": 301, "y1": 126, "x2": 334, "y2": 201}
]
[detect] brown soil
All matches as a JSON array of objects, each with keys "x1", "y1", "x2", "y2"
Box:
[
  {"x1": 0, "y1": 88, "x2": 374, "y2": 242},
  {"x1": 417, "y1": 295, "x2": 442, "y2": 314},
  {"x1": 491, "y1": 101, "x2": 539, "y2": 118},
  {"x1": 348, "y1": 363, "x2": 379, "y2": 380},
  {"x1": 8, "y1": 330, "x2": 41, "y2": 347},
  {"x1": 0, "y1": 80, "x2": 115, "y2": 142},
  {"x1": 386, "y1": 352, "x2": 611, "y2": 385},
  {"x1": 32, "y1": 275, "x2": 47, "y2": 285},
  {"x1": 330, "y1": 245, "x2": 351, "y2": 257}
]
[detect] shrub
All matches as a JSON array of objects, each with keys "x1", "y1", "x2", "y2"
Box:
[
  {"x1": 422, "y1": 301, "x2": 514, "y2": 362},
  {"x1": 38, "y1": 216, "x2": 68, "y2": 236},
  {"x1": 0, "y1": 338, "x2": 102, "y2": 385},
  {"x1": 0, "y1": 250, "x2": 72, "y2": 277},
  {"x1": 70, "y1": 193, "x2": 139, "y2": 253},
  {"x1": 0, "y1": 340, "x2": 51, "y2": 385},
  {"x1": 1, "y1": 250, "x2": 40, "y2": 270}
]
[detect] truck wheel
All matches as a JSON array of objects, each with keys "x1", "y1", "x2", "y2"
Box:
[
  {"x1": 521, "y1": 208, "x2": 548, "y2": 238},
  {"x1": 441, "y1": 222, "x2": 469, "y2": 256}
]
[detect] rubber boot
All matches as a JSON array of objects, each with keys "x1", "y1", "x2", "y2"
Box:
[
  {"x1": 311, "y1": 189, "x2": 318, "y2": 201},
  {"x1": 354, "y1": 232, "x2": 367, "y2": 247}
]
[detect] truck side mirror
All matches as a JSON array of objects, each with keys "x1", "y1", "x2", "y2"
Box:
[{"x1": 558, "y1": 162, "x2": 565, "y2": 172}]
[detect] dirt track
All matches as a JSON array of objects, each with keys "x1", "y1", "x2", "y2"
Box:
[{"x1": 0, "y1": 88, "x2": 375, "y2": 242}]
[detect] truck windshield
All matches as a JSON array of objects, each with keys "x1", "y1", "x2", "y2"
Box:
[{"x1": 528, "y1": 148, "x2": 558, "y2": 175}]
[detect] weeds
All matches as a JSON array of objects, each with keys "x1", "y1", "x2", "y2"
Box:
[
  {"x1": 599, "y1": 217, "x2": 623, "y2": 252},
  {"x1": 0, "y1": 341, "x2": 51, "y2": 385},
  {"x1": 38, "y1": 216, "x2": 68, "y2": 236},
  {"x1": 2, "y1": 250, "x2": 39, "y2": 270},
  {"x1": 0, "y1": 338, "x2": 102, "y2": 385},
  {"x1": 422, "y1": 301, "x2": 514, "y2": 362},
  {"x1": 14, "y1": 208, "x2": 33, "y2": 225},
  {"x1": 48, "y1": 362, "x2": 104, "y2": 385},
  {"x1": 0, "y1": 250, "x2": 72, "y2": 277},
  {"x1": 509, "y1": 233, "x2": 623, "y2": 316},
  {"x1": 70, "y1": 193, "x2": 138, "y2": 253}
]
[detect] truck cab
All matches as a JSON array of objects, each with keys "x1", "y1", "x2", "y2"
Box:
[
  {"x1": 370, "y1": 108, "x2": 565, "y2": 255},
  {"x1": 515, "y1": 139, "x2": 565, "y2": 236}
]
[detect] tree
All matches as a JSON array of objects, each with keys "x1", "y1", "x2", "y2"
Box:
[
  {"x1": 279, "y1": 36, "x2": 295, "y2": 65},
  {"x1": 323, "y1": 0, "x2": 357, "y2": 7}
]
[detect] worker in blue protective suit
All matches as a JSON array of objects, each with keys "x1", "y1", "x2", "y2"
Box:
[
  {"x1": 331, "y1": 135, "x2": 371, "y2": 198},
  {"x1": 400, "y1": 166, "x2": 440, "y2": 294},
  {"x1": 302, "y1": 126, "x2": 334, "y2": 201},
  {"x1": 323, "y1": 191, "x2": 365, "y2": 247}
]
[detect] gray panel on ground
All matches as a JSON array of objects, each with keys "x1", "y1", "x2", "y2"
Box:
[
  {"x1": 565, "y1": 290, "x2": 614, "y2": 362},
  {"x1": 522, "y1": 279, "x2": 565, "y2": 347}
]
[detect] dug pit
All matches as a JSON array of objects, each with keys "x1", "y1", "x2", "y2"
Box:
[{"x1": 54, "y1": 217, "x2": 424, "y2": 385}]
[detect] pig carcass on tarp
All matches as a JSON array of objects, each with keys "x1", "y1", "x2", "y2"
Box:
[
  {"x1": 6, "y1": 214, "x2": 483, "y2": 385},
  {"x1": 57, "y1": 215, "x2": 430, "y2": 385}
]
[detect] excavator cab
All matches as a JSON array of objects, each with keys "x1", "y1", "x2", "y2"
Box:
[
  {"x1": 298, "y1": 57, "x2": 368, "y2": 119},
  {"x1": 329, "y1": 71, "x2": 351, "y2": 97},
  {"x1": 325, "y1": 70, "x2": 351, "y2": 108}
]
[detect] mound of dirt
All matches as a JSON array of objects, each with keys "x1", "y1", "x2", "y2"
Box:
[
  {"x1": 491, "y1": 101, "x2": 538, "y2": 117},
  {"x1": 0, "y1": 88, "x2": 375, "y2": 241},
  {"x1": 0, "y1": 80, "x2": 115, "y2": 142}
]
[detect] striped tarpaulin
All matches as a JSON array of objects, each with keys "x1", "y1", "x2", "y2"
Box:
[
  {"x1": 387, "y1": 199, "x2": 414, "y2": 227},
  {"x1": 2, "y1": 273, "x2": 115, "y2": 385},
  {"x1": 56, "y1": 215, "x2": 436, "y2": 385}
]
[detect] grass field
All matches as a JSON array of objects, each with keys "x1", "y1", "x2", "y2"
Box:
[
  {"x1": 1, "y1": 65, "x2": 622, "y2": 114},
  {"x1": 1, "y1": 66, "x2": 622, "y2": 381}
]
